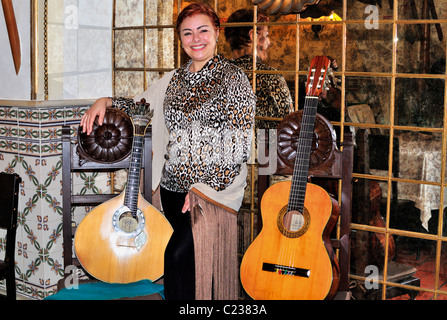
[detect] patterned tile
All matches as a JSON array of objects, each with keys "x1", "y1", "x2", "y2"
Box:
[
  {"x1": 0, "y1": 107, "x2": 18, "y2": 122},
  {"x1": 0, "y1": 103, "x2": 113, "y2": 299}
]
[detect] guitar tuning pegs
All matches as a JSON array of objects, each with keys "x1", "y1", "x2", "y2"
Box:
[{"x1": 137, "y1": 98, "x2": 149, "y2": 106}]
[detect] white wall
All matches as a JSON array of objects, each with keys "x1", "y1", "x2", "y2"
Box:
[
  {"x1": 48, "y1": 0, "x2": 113, "y2": 100},
  {"x1": 0, "y1": 0, "x2": 113, "y2": 100},
  {"x1": 0, "y1": 0, "x2": 31, "y2": 100}
]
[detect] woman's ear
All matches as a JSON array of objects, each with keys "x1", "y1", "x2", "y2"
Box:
[{"x1": 249, "y1": 29, "x2": 254, "y2": 43}]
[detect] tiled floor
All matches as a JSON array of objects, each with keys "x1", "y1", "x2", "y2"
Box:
[{"x1": 391, "y1": 239, "x2": 447, "y2": 300}]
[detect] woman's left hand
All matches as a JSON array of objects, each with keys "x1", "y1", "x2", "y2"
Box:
[{"x1": 181, "y1": 193, "x2": 190, "y2": 213}]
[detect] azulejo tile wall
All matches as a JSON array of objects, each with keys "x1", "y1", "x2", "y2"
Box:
[{"x1": 0, "y1": 102, "x2": 111, "y2": 300}]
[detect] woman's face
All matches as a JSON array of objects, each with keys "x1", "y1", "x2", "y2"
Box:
[
  {"x1": 179, "y1": 13, "x2": 219, "y2": 72},
  {"x1": 256, "y1": 26, "x2": 270, "y2": 62}
]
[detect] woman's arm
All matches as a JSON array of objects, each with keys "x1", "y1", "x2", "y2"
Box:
[
  {"x1": 80, "y1": 97, "x2": 112, "y2": 135},
  {"x1": 79, "y1": 97, "x2": 136, "y2": 135}
]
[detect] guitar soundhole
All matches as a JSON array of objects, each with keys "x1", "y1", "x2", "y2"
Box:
[
  {"x1": 119, "y1": 212, "x2": 139, "y2": 233},
  {"x1": 277, "y1": 206, "x2": 310, "y2": 238},
  {"x1": 283, "y1": 211, "x2": 305, "y2": 232},
  {"x1": 112, "y1": 205, "x2": 145, "y2": 238}
]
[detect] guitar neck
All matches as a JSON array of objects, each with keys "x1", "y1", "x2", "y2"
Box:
[
  {"x1": 288, "y1": 96, "x2": 319, "y2": 213},
  {"x1": 124, "y1": 134, "x2": 144, "y2": 214}
]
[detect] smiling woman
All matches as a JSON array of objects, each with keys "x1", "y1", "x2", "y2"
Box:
[{"x1": 79, "y1": 2, "x2": 256, "y2": 300}]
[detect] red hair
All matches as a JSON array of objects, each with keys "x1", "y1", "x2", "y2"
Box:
[{"x1": 176, "y1": 3, "x2": 220, "y2": 35}]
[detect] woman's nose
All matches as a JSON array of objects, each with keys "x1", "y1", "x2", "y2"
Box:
[
  {"x1": 265, "y1": 37, "x2": 271, "y2": 48},
  {"x1": 193, "y1": 31, "x2": 200, "y2": 42}
]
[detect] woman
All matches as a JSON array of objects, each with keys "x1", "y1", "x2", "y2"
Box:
[
  {"x1": 80, "y1": 3, "x2": 256, "y2": 300},
  {"x1": 224, "y1": 8, "x2": 293, "y2": 129}
]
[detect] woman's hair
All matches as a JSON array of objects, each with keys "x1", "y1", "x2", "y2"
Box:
[
  {"x1": 176, "y1": 3, "x2": 220, "y2": 35},
  {"x1": 224, "y1": 9, "x2": 269, "y2": 51}
]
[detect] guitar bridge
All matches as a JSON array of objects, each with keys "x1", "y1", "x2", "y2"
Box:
[
  {"x1": 116, "y1": 236, "x2": 136, "y2": 248},
  {"x1": 116, "y1": 231, "x2": 147, "y2": 251},
  {"x1": 262, "y1": 262, "x2": 310, "y2": 278}
]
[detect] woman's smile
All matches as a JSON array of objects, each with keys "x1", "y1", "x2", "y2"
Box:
[{"x1": 190, "y1": 44, "x2": 207, "y2": 51}]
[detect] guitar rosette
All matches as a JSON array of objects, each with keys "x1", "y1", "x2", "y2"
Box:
[{"x1": 112, "y1": 205, "x2": 147, "y2": 251}]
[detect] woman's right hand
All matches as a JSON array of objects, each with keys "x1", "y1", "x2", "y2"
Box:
[{"x1": 79, "y1": 97, "x2": 112, "y2": 135}]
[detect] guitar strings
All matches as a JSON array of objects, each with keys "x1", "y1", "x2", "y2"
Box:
[
  {"x1": 278, "y1": 94, "x2": 319, "y2": 269},
  {"x1": 124, "y1": 136, "x2": 144, "y2": 217},
  {"x1": 279, "y1": 61, "x2": 326, "y2": 269}
]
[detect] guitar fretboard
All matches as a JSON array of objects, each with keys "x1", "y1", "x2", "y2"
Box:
[
  {"x1": 124, "y1": 135, "x2": 144, "y2": 214},
  {"x1": 287, "y1": 96, "x2": 319, "y2": 213}
]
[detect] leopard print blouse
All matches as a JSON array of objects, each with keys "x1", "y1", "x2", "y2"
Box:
[
  {"x1": 161, "y1": 54, "x2": 255, "y2": 193},
  {"x1": 231, "y1": 55, "x2": 293, "y2": 129},
  {"x1": 112, "y1": 54, "x2": 256, "y2": 193}
]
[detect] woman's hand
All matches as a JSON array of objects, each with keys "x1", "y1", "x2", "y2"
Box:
[
  {"x1": 80, "y1": 97, "x2": 112, "y2": 135},
  {"x1": 182, "y1": 193, "x2": 190, "y2": 213}
]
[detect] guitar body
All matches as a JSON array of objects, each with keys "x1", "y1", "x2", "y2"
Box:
[
  {"x1": 240, "y1": 180, "x2": 340, "y2": 300},
  {"x1": 74, "y1": 191, "x2": 173, "y2": 283}
]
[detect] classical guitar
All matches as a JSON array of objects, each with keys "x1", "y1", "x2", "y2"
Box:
[
  {"x1": 240, "y1": 56, "x2": 340, "y2": 300},
  {"x1": 74, "y1": 99, "x2": 173, "y2": 284}
]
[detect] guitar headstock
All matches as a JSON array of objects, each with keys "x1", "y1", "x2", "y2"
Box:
[
  {"x1": 305, "y1": 56, "x2": 331, "y2": 97},
  {"x1": 129, "y1": 98, "x2": 154, "y2": 136}
]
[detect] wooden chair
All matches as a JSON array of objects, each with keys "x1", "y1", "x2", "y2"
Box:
[
  {"x1": 352, "y1": 129, "x2": 420, "y2": 300},
  {"x1": 61, "y1": 108, "x2": 152, "y2": 279},
  {"x1": 368, "y1": 131, "x2": 424, "y2": 259},
  {"x1": 0, "y1": 172, "x2": 22, "y2": 300},
  {"x1": 257, "y1": 111, "x2": 354, "y2": 299}
]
